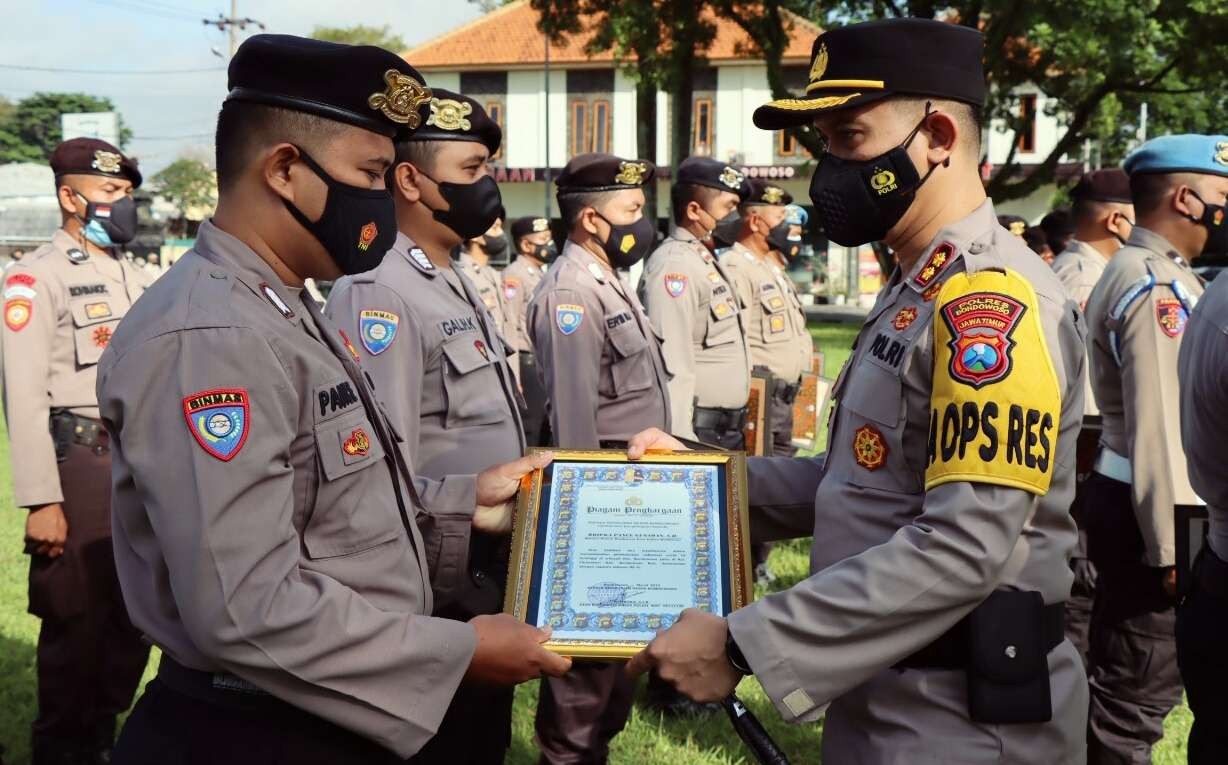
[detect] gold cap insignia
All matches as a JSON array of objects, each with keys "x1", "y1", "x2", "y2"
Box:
[
  {"x1": 809, "y1": 42, "x2": 829, "y2": 84},
  {"x1": 1215, "y1": 140, "x2": 1228, "y2": 167},
  {"x1": 719, "y1": 166, "x2": 744, "y2": 190},
  {"x1": 427, "y1": 98, "x2": 473, "y2": 132},
  {"x1": 1009, "y1": 220, "x2": 1027, "y2": 236},
  {"x1": 532, "y1": 217, "x2": 550, "y2": 232},
  {"x1": 614, "y1": 161, "x2": 648, "y2": 186},
  {"x1": 92, "y1": 150, "x2": 122, "y2": 174},
  {"x1": 762, "y1": 186, "x2": 784, "y2": 204},
  {"x1": 368, "y1": 69, "x2": 431, "y2": 128}
]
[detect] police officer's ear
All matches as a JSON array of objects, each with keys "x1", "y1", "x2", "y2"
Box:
[
  {"x1": 684, "y1": 199, "x2": 707, "y2": 225},
  {"x1": 919, "y1": 110, "x2": 959, "y2": 168},
  {"x1": 263, "y1": 144, "x2": 323, "y2": 214},
  {"x1": 580, "y1": 206, "x2": 605, "y2": 238},
  {"x1": 1172, "y1": 184, "x2": 1200, "y2": 220},
  {"x1": 55, "y1": 182, "x2": 85, "y2": 218},
  {"x1": 391, "y1": 162, "x2": 425, "y2": 204}
]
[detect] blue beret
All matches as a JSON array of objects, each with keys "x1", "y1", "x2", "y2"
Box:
[
  {"x1": 1124, "y1": 134, "x2": 1228, "y2": 178},
  {"x1": 785, "y1": 204, "x2": 808, "y2": 226}
]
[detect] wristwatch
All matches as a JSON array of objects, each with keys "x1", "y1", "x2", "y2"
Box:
[{"x1": 725, "y1": 629, "x2": 752, "y2": 675}]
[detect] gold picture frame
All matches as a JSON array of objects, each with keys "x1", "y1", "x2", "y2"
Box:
[{"x1": 504, "y1": 448, "x2": 752, "y2": 659}]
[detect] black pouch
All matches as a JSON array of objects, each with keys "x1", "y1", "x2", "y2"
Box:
[
  {"x1": 48, "y1": 409, "x2": 75, "y2": 463},
  {"x1": 966, "y1": 589, "x2": 1052, "y2": 724}
]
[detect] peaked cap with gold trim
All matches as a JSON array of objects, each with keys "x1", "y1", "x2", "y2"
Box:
[{"x1": 754, "y1": 18, "x2": 986, "y2": 130}]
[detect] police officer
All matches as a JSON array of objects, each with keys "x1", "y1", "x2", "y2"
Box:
[
  {"x1": 325, "y1": 90, "x2": 527, "y2": 764},
  {"x1": 1050, "y1": 168, "x2": 1134, "y2": 668},
  {"x1": 639, "y1": 156, "x2": 751, "y2": 447},
  {"x1": 0, "y1": 137, "x2": 153, "y2": 765},
  {"x1": 503, "y1": 215, "x2": 556, "y2": 446},
  {"x1": 1177, "y1": 197, "x2": 1228, "y2": 763},
  {"x1": 1082, "y1": 135, "x2": 1223, "y2": 763},
  {"x1": 527, "y1": 152, "x2": 670, "y2": 764},
  {"x1": 719, "y1": 179, "x2": 812, "y2": 457},
  {"x1": 626, "y1": 19, "x2": 1089, "y2": 763},
  {"x1": 458, "y1": 206, "x2": 512, "y2": 338},
  {"x1": 97, "y1": 35, "x2": 568, "y2": 764}
]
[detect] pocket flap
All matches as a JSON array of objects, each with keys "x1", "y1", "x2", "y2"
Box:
[
  {"x1": 314, "y1": 412, "x2": 386, "y2": 482},
  {"x1": 442, "y1": 334, "x2": 494, "y2": 376},
  {"x1": 759, "y1": 289, "x2": 787, "y2": 313},
  {"x1": 607, "y1": 322, "x2": 647, "y2": 358},
  {"x1": 69, "y1": 299, "x2": 115, "y2": 327},
  {"x1": 839, "y1": 363, "x2": 902, "y2": 426}
]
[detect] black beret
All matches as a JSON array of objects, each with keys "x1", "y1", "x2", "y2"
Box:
[
  {"x1": 1070, "y1": 168, "x2": 1132, "y2": 204},
  {"x1": 50, "y1": 137, "x2": 141, "y2": 188},
  {"x1": 755, "y1": 18, "x2": 985, "y2": 130},
  {"x1": 556, "y1": 153, "x2": 655, "y2": 194},
  {"x1": 406, "y1": 88, "x2": 502, "y2": 155},
  {"x1": 997, "y1": 214, "x2": 1028, "y2": 237},
  {"x1": 676, "y1": 157, "x2": 750, "y2": 199},
  {"x1": 226, "y1": 34, "x2": 431, "y2": 140},
  {"x1": 743, "y1": 178, "x2": 793, "y2": 206},
  {"x1": 511, "y1": 215, "x2": 551, "y2": 242}
]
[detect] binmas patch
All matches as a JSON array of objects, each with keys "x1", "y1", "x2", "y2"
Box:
[
  {"x1": 1155, "y1": 298, "x2": 1188, "y2": 338},
  {"x1": 664, "y1": 273, "x2": 688, "y2": 298},
  {"x1": 183, "y1": 388, "x2": 250, "y2": 461},
  {"x1": 359, "y1": 309, "x2": 399, "y2": 355},
  {"x1": 927, "y1": 269, "x2": 1060, "y2": 495},
  {"x1": 556, "y1": 304, "x2": 585, "y2": 335}
]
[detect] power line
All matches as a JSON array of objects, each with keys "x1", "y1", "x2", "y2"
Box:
[
  {"x1": 89, "y1": 0, "x2": 204, "y2": 23},
  {"x1": 0, "y1": 63, "x2": 224, "y2": 75}
]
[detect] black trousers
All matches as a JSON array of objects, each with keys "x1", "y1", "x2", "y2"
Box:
[
  {"x1": 409, "y1": 683, "x2": 513, "y2": 764},
  {"x1": 30, "y1": 442, "x2": 149, "y2": 760},
  {"x1": 1176, "y1": 549, "x2": 1228, "y2": 765},
  {"x1": 519, "y1": 352, "x2": 549, "y2": 448},
  {"x1": 693, "y1": 424, "x2": 745, "y2": 451},
  {"x1": 1065, "y1": 476, "x2": 1098, "y2": 670},
  {"x1": 768, "y1": 389, "x2": 797, "y2": 458},
  {"x1": 113, "y1": 679, "x2": 402, "y2": 765},
  {"x1": 1082, "y1": 472, "x2": 1183, "y2": 765}
]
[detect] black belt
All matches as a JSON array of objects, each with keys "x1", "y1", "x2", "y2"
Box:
[
  {"x1": 49, "y1": 409, "x2": 108, "y2": 456},
  {"x1": 1195, "y1": 546, "x2": 1228, "y2": 599},
  {"x1": 693, "y1": 405, "x2": 748, "y2": 433},
  {"x1": 771, "y1": 380, "x2": 801, "y2": 404},
  {"x1": 896, "y1": 602, "x2": 1065, "y2": 670},
  {"x1": 157, "y1": 655, "x2": 285, "y2": 712}
]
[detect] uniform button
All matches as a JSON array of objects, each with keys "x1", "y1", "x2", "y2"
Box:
[
  {"x1": 210, "y1": 270, "x2": 226, "y2": 279},
  {"x1": 473, "y1": 569, "x2": 486, "y2": 581},
  {"x1": 1004, "y1": 645, "x2": 1017, "y2": 659},
  {"x1": 969, "y1": 242, "x2": 987, "y2": 254}
]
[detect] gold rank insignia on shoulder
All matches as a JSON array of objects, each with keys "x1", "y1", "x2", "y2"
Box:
[
  {"x1": 719, "y1": 167, "x2": 744, "y2": 189},
  {"x1": 428, "y1": 98, "x2": 472, "y2": 131},
  {"x1": 615, "y1": 161, "x2": 648, "y2": 186},
  {"x1": 368, "y1": 69, "x2": 431, "y2": 128},
  {"x1": 92, "y1": 150, "x2": 122, "y2": 174},
  {"x1": 762, "y1": 186, "x2": 785, "y2": 204},
  {"x1": 1215, "y1": 141, "x2": 1228, "y2": 166},
  {"x1": 809, "y1": 42, "x2": 829, "y2": 85}
]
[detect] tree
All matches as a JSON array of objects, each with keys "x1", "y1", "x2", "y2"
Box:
[
  {"x1": 0, "y1": 92, "x2": 132, "y2": 164},
  {"x1": 310, "y1": 24, "x2": 407, "y2": 52},
  {"x1": 153, "y1": 157, "x2": 216, "y2": 235}
]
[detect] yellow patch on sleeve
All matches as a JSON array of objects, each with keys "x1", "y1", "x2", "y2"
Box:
[{"x1": 926, "y1": 269, "x2": 1061, "y2": 495}]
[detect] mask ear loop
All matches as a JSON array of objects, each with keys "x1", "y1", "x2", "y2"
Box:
[
  {"x1": 1183, "y1": 188, "x2": 1209, "y2": 225},
  {"x1": 898, "y1": 101, "x2": 946, "y2": 195}
]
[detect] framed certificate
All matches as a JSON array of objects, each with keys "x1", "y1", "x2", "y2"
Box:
[
  {"x1": 744, "y1": 372, "x2": 771, "y2": 456},
  {"x1": 505, "y1": 449, "x2": 752, "y2": 659}
]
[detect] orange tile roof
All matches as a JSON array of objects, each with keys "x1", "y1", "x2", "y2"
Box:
[{"x1": 404, "y1": 0, "x2": 819, "y2": 71}]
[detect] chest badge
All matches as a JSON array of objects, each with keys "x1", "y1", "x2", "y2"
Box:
[
  {"x1": 1155, "y1": 298, "x2": 1188, "y2": 337},
  {"x1": 664, "y1": 272, "x2": 688, "y2": 298},
  {"x1": 941, "y1": 291, "x2": 1025, "y2": 389},
  {"x1": 183, "y1": 388, "x2": 249, "y2": 462},
  {"x1": 338, "y1": 330, "x2": 361, "y2": 363},
  {"x1": 892, "y1": 306, "x2": 918, "y2": 331},
  {"x1": 556, "y1": 304, "x2": 585, "y2": 335},
  {"x1": 92, "y1": 325, "x2": 113, "y2": 348},
  {"x1": 474, "y1": 339, "x2": 490, "y2": 361},
  {"x1": 853, "y1": 424, "x2": 888, "y2": 471},
  {"x1": 359, "y1": 309, "x2": 400, "y2": 355},
  {"x1": 342, "y1": 428, "x2": 371, "y2": 458}
]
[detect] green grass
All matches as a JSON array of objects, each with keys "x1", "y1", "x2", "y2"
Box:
[{"x1": 0, "y1": 323, "x2": 1190, "y2": 763}]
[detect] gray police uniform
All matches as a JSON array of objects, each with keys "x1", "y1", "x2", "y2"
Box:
[
  {"x1": 1082, "y1": 225, "x2": 1202, "y2": 762},
  {"x1": 639, "y1": 226, "x2": 750, "y2": 446},
  {"x1": 458, "y1": 251, "x2": 510, "y2": 339},
  {"x1": 727, "y1": 201, "x2": 1089, "y2": 764},
  {"x1": 527, "y1": 239, "x2": 671, "y2": 764},
  {"x1": 502, "y1": 255, "x2": 549, "y2": 446},
  {"x1": 1177, "y1": 271, "x2": 1228, "y2": 765},
  {"x1": 99, "y1": 221, "x2": 480, "y2": 759},
  {"x1": 328, "y1": 231, "x2": 525, "y2": 763}
]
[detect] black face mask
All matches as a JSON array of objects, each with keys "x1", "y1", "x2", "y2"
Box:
[
  {"x1": 764, "y1": 219, "x2": 796, "y2": 256},
  {"x1": 1112, "y1": 216, "x2": 1135, "y2": 247},
  {"x1": 531, "y1": 241, "x2": 558, "y2": 262},
  {"x1": 808, "y1": 107, "x2": 942, "y2": 246},
  {"x1": 420, "y1": 172, "x2": 503, "y2": 241},
  {"x1": 595, "y1": 211, "x2": 655, "y2": 269},
  {"x1": 282, "y1": 148, "x2": 397, "y2": 276},
  {"x1": 74, "y1": 191, "x2": 138, "y2": 247},
  {"x1": 1188, "y1": 190, "x2": 1228, "y2": 256},
  {"x1": 712, "y1": 211, "x2": 741, "y2": 249},
  {"x1": 481, "y1": 234, "x2": 508, "y2": 257}
]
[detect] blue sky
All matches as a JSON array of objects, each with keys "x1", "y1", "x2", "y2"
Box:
[{"x1": 0, "y1": 0, "x2": 484, "y2": 174}]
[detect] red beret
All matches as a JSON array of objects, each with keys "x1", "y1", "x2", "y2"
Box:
[{"x1": 50, "y1": 137, "x2": 141, "y2": 188}]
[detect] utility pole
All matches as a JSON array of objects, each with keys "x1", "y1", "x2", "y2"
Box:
[{"x1": 203, "y1": 0, "x2": 266, "y2": 58}]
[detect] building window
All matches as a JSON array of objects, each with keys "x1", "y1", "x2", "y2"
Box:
[
  {"x1": 779, "y1": 129, "x2": 797, "y2": 157},
  {"x1": 1018, "y1": 94, "x2": 1037, "y2": 154},
  {"x1": 591, "y1": 99, "x2": 611, "y2": 154},
  {"x1": 693, "y1": 98, "x2": 713, "y2": 155},
  {"x1": 487, "y1": 101, "x2": 504, "y2": 160},
  {"x1": 571, "y1": 100, "x2": 588, "y2": 157}
]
